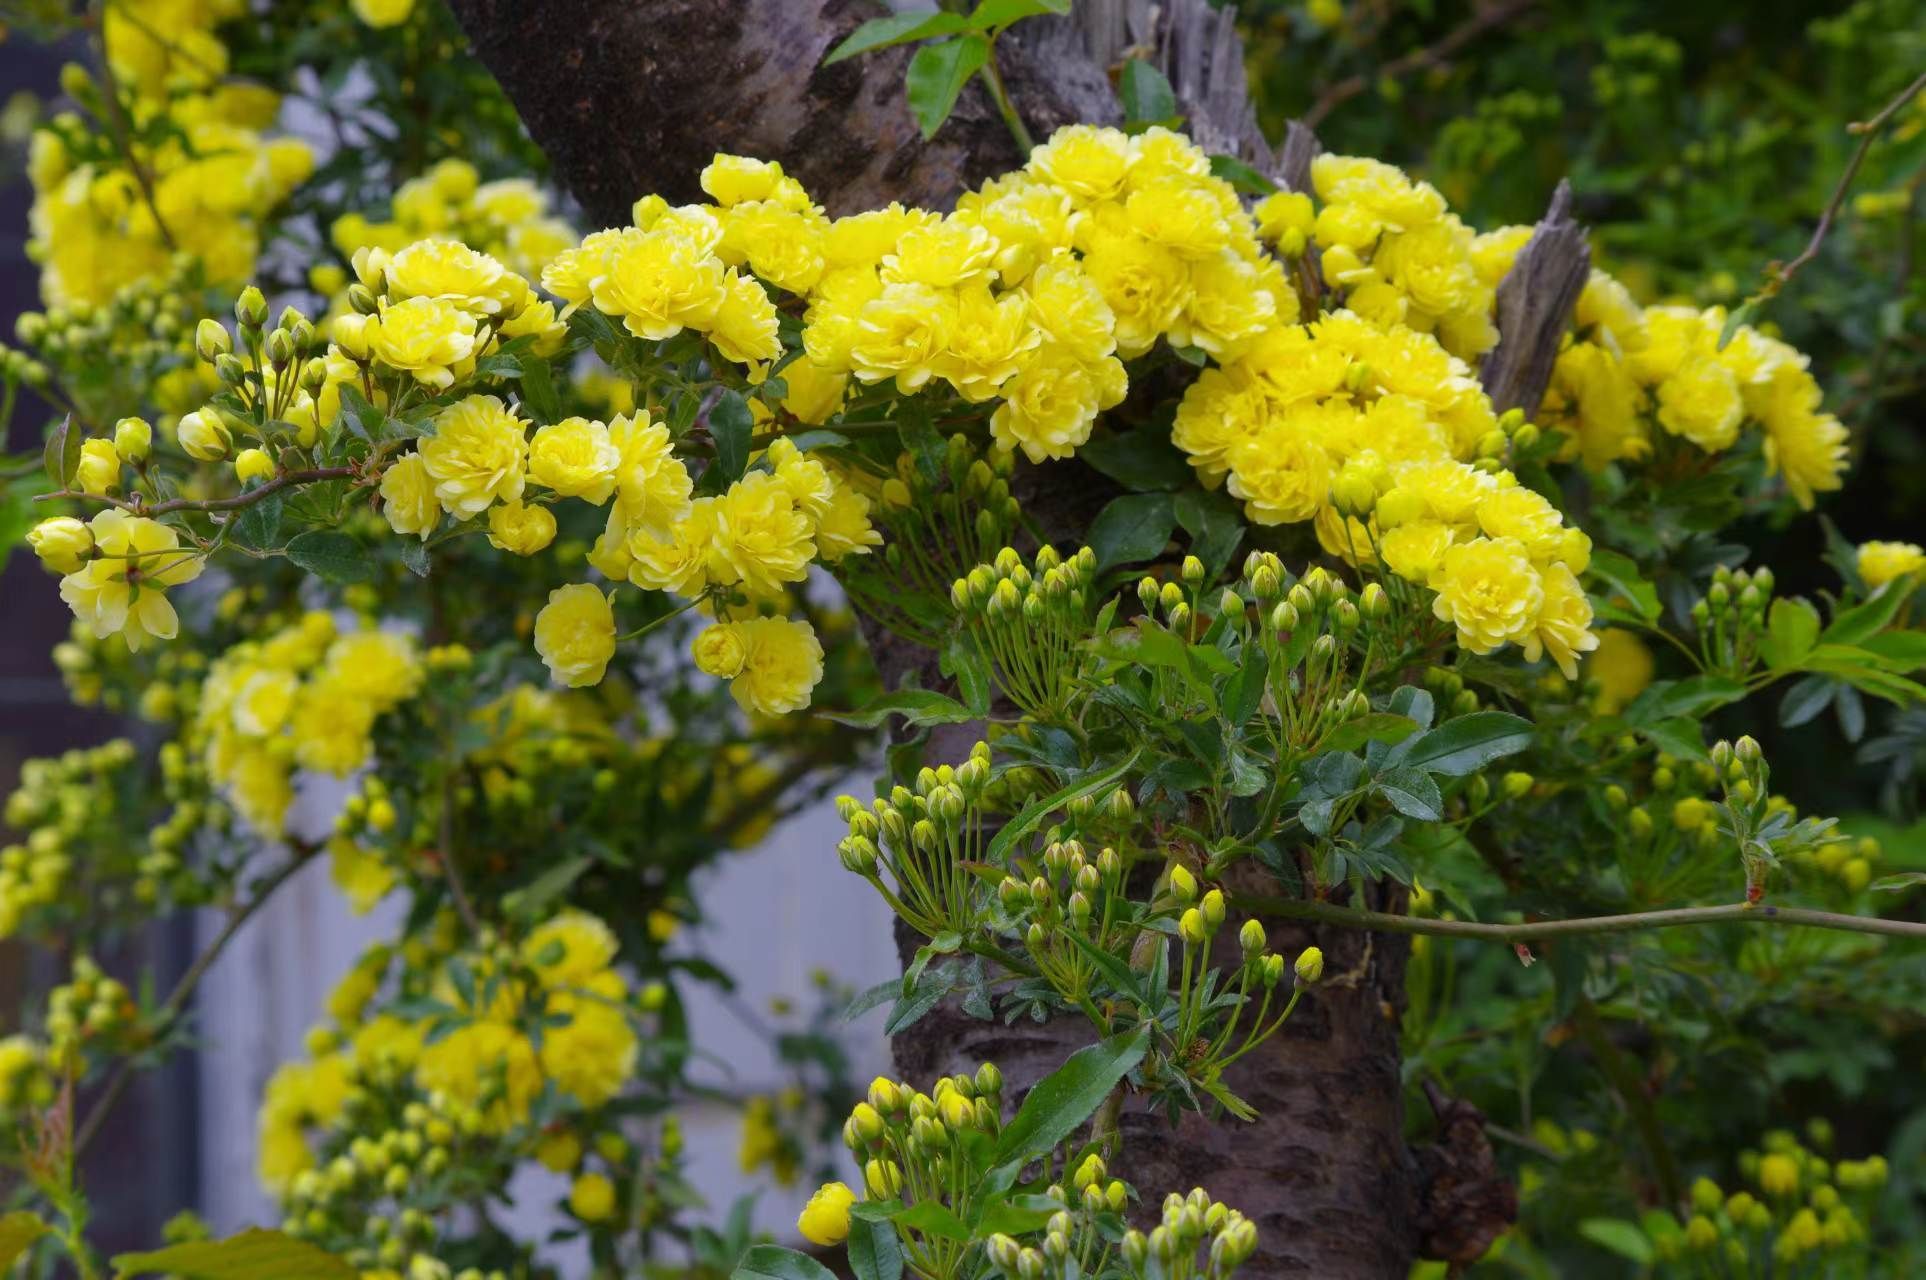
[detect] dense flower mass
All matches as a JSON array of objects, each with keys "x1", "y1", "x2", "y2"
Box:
[{"x1": 194, "y1": 614, "x2": 424, "y2": 836}]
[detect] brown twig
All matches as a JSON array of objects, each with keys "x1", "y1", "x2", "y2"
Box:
[
  {"x1": 37, "y1": 467, "x2": 357, "y2": 516},
  {"x1": 1752, "y1": 68, "x2": 1926, "y2": 304},
  {"x1": 1301, "y1": 0, "x2": 1540, "y2": 129},
  {"x1": 89, "y1": 2, "x2": 177, "y2": 253}
]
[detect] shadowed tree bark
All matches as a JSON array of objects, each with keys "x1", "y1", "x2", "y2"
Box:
[{"x1": 443, "y1": 3, "x2": 1573, "y2": 1273}]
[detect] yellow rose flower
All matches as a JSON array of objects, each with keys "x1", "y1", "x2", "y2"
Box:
[
  {"x1": 712, "y1": 472, "x2": 815, "y2": 597},
  {"x1": 692, "y1": 622, "x2": 748, "y2": 679},
  {"x1": 990, "y1": 345, "x2": 1120, "y2": 463},
  {"x1": 1522, "y1": 562, "x2": 1599, "y2": 679},
  {"x1": 365, "y1": 295, "x2": 479, "y2": 389},
  {"x1": 379, "y1": 453, "x2": 440, "y2": 539},
  {"x1": 589, "y1": 226, "x2": 726, "y2": 341},
  {"x1": 709, "y1": 269, "x2": 782, "y2": 365},
  {"x1": 1588, "y1": 629, "x2": 1655, "y2": 714},
  {"x1": 486, "y1": 500, "x2": 557, "y2": 556},
  {"x1": 1430, "y1": 536, "x2": 1543, "y2": 656},
  {"x1": 56, "y1": 510, "x2": 204, "y2": 651},
  {"x1": 608, "y1": 412, "x2": 693, "y2": 531},
  {"x1": 528, "y1": 417, "x2": 620, "y2": 504},
  {"x1": 1857, "y1": 540, "x2": 1925, "y2": 589},
  {"x1": 1655, "y1": 357, "x2": 1743, "y2": 451},
  {"x1": 382, "y1": 238, "x2": 523, "y2": 315},
  {"x1": 419, "y1": 394, "x2": 528, "y2": 517},
  {"x1": 533, "y1": 584, "x2": 617, "y2": 688},
  {"x1": 797, "y1": 1180, "x2": 856, "y2": 1246},
  {"x1": 725, "y1": 617, "x2": 824, "y2": 715}
]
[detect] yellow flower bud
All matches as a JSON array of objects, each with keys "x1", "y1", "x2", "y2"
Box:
[
  {"x1": 569, "y1": 1171, "x2": 616, "y2": 1222},
  {"x1": 1167, "y1": 864, "x2": 1198, "y2": 903},
  {"x1": 114, "y1": 416, "x2": 152, "y2": 462},
  {"x1": 797, "y1": 1181, "x2": 856, "y2": 1245},
  {"x1": 234, "y1": 448, "x2": 274, "y2": 485},
  {"x1": 28, "y1": 517, "x2": 93, "y2": 575},
  {"x1": 1294, "y1": 946, "x2": 1324, "y2": 984}
]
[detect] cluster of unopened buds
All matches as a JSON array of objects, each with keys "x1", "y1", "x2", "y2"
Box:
[
  {"x1": 951, "y1": 545, "x2": 1098, "y2": 718},
  {"x1": 45, "y1": 955, "x2": 140, "y2": 1069},
  {"x1": 1689, "y1": 564, "x2": 1777, "y2": 675},
  {"x1": 836, "y1": 744, "x2": 997, "y2": 938},
  {"x1": 1117, "y1": 1186, "x2": 1261, "y2": 1280},
  {"x1": 843, "y1": 438, "x2": 1023, "y2": 649},
  {"x1": 984, "y1": 1154, "x2": 1130, "y2": 1280}
]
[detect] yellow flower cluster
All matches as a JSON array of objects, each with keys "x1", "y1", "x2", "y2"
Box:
[
  {"x1": 328, "y1": 159, "x2": 575, "y2": 296},
  {"x1": 195, "y1": 614, "x2": 423, "y2": 836},
  {"x1": 770, "y1": 127, "x2": 1295, "y2": 462},
  {"x1": 415, "y1": 910, "x2": 640, "y2": 1130},
  {"x1": 1290, "y1": 153, "x2": 1498, "y2": 359},
  {"x1": 0, "y1": 739, "x2": 135, "y2": 939},
  {"x1": 32, "y1": 2, "x2": 314, "y2": 306},
  {"x1": 1477, "y1": 231, "x2": 1848, "y2": 507},
  {"x1": 259, "y1": 909, "x2": 643, "y2": 1192}
]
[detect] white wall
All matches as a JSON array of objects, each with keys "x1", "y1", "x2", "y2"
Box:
[{"x1": 194, "y1": 787, "x2": 896, "y2": 1267}]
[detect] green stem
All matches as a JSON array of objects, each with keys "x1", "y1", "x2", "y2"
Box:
[
  {"x1": 978, "y1": 44, "x2": 1035, "y2": 155},
  {"x1": 1235, "y1": 894, "x2": 1926, "y2": 942}
]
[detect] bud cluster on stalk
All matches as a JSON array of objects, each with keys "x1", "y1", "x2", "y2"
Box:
[
  {"x1": 835, "y1": 742, "x2": 996, "y2": 938},
  {"x1": 952, "y1": 544, "x2": 1098, "y2": 719}
]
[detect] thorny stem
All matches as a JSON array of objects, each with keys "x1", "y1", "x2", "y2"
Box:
[
  {"x1": 72, "y1": 848, "x2": 315, "y2": 1159},
  {"x1": 1236, "y1": 894, "x2": 1926, "y2": 942}
]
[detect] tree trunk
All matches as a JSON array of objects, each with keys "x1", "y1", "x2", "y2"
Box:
[{"x1": 443, "y1": 3, "x2": 1565, "y2": 1274}]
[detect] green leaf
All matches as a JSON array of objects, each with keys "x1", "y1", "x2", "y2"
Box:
[
  {"x1": 1716, "y1": 299, "x2": 1758, "y2": 350},
  {"x1": 943, "y1": 634, "x2": 993, "y2": 715},
  {"x1": 1172, "y1": 488, "x2": 1243, "y2": 578},
  {"x1": 520, "y1": 356, "x2": 561, "y2": 424},
  {"x1": 1400, "y1": 712, "x2": 1532, "y2": 776},
  {"x1": 113, "y1": 1229, "x2": 356, "y2": 1280},
  {"x1": 1318, "y1": 712, "x2": 1419, "y2": 754},
  {"x1": 1778, "y1": 675, "x2": 1835, "y2": 727},
  {"x1": 1639, "y1": 717, "x2": 1706, "y2": 761},
  {"x1": 904, "y1": 35, "x2": 990, "y2": 140},
  {"x1": 44, "y1": 414, "x2": 79, "y2": 490},
  {"x1": 894, "y1": 1202, "x2": 972, "y2": 1243},
  {"x1": 824, "y1": 11, "x2": 968, "y2": 64},
  {"x1": 1375, "y1": 768, "x2": 1442, "y2": 820},
  {"x1": 1079, "y1": 428, "x2": 1191, "y2": 491},
  {"x1": 1822, "y1": 581, "x2": 1915, "y2": 648},
  {"x1": 1623, "y1": 676, "x2": 1746, "y2": 726},
  {"x1": 846, "y1": 1213, "x2": 904, "y2": 1280},
  {"x1": 1761, "y1": 597, "x2": 1822, "y2": 671},
  {"x1": 1869, "y1": 872, "x2": 1926, "y2": 893},
  {"x1": 475, "y1": 352, "x2": 523, "y2": 379},
  {"x1": 1088, "y1": 491, "x2": 1175, "y2": 572},
  {"x1": 826, "y1": 689, "x2": 977, "y2": 729},
  {"x1": 230, "y1": 486, "x2": 283, "y2": 551},
  {"x1": 284, "y1": 530, "x2": 373, "y2": 583},
  {"x1": 399, "y1": 538, "x2": 431, "y2": 578},
  {"x1": 0, "y1": 1212, "x2": 47, "y2": 1270},
  {"x1": 988, "y1": 1024, "x2": 1150, "y2": 1175},
  {"x1": 1577, "y1": 1218, "x2": 1654, "y2": 1265},
  {"x1": 1856, "y1": 628, "x2": 1926, "y2": 673},
  {"x1": 1588, "y1": 548, "x2": 1660, "y2": 622},
  {"x1": 885, "y1": 963, "x2": 952, "y2": 1035},
  {"x1": 731, "y1": 1245, "x2": 840, "y2": 1280},
  {"x1": 984, "y1": 750, "x2": 1141, "y2": 866},
  {"x1": 1118, "y1": 58, "x2": 1177, "y2": 125},
  {"x1": 967, "y1": 0, "x2": 1070, "y2": 30},
  {"x1": 1209, "y1": 154, "x2": 1277, "y2": 195},
  {"x1": 710, "y1": 389, "x2": 753, "y2": 485}
]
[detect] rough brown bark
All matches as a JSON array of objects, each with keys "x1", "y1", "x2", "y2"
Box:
[{"x1": 440, "y1": 3, "x2": 1554, "y2": 1274}]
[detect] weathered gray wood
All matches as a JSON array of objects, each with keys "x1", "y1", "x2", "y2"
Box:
[{"x1": 1481, "y1": 180, "x2": 1591, "y2": 417}]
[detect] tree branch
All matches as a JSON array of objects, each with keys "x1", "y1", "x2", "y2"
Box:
[
  {"x1": 1480, "y1": 179, "x2": 1589, "y2": 417},
  {"x1": 1237, "y1": 893, "x2": 1926, "y2": 942},
  {"x1": 1751, "y1": 67, "x2": 1926, "y2": 304},
  {"x1": 72, "y1": 848, "x2": 315, "y2": 1159},
  {"x1": 37, "y1": 467, "x2": 356, "y2": 517}
]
